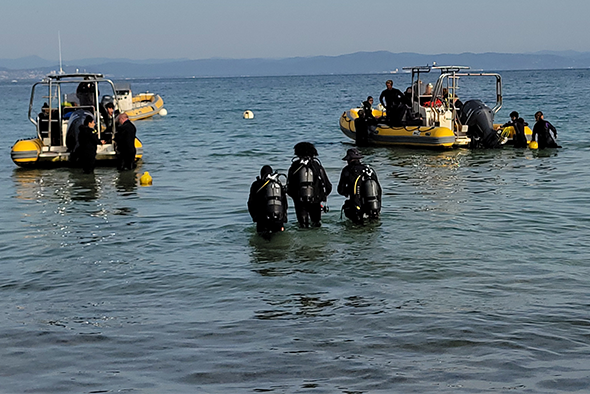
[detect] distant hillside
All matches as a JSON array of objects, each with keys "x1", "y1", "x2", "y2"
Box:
[{"x1": 2, "y1": 51, "x2": 590, "y2": 80}]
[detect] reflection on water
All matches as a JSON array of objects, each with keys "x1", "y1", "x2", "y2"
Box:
[
  {"x1": 70, "y1": 171, "x2": 100, "y2": 201},
  {"x1": 13, "y1": 168, "x2": 140, "y2": 203},
  {"x1": 115, "y1": 170, "x2": 137, "y2": 195}
]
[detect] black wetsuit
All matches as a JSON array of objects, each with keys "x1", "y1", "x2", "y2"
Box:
[
  {"x1": 502, "y1": 117, "x2": 528, "y2": 148},
  {"x1": 532, "y1": 119, "x2": 561, "y2": 149},
  {"x1": 100, "y1": 107, "x2": 119, "y2": 144},
  {"x1": 362, "y1": 101, "x2": 376, "y2": 124},
  {"x1": 287, "y1": 157, "x2": 332, "y2": 227},
  {"x1": 379, "y1": 87, "x2": 408, "y2": 126},
  {"x1": 76, "y1": 125, "x2": 101, "y2": 173},
  {"x1": 354, "y1": 117, "x2": 369, "y2": 147},
  {"x1": 115, "y1": 119, "x2": 137, "y2": 170},
  {"x1": 337, "y1": 161, "x2": 381, "y2": 224},
  {"x1": 248, "y1": 175, "x2": 288, "y2": 234}
]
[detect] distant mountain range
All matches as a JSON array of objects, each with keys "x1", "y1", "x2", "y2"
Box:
[{"x1": 2, "y1": 51, "x2": 590, "y2": 80}]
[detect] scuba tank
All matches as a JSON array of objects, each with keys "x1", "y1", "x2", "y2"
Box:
[
  {"x1": 262, "y1": 173, "x2": 287, "y2": 221},
  {"x1": 356, "y1": 168, "x2": 381, "y2": 216},
  {"x1": 296, "y1": 159, "x2": 316, "y2": 203}
]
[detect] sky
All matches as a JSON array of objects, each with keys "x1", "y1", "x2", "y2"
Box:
[{"x1": 1, "y1": 0, "x2": 589, "y2": 61}]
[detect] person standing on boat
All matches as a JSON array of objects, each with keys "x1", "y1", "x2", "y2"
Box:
[
  {"x1": 287, "y1": 142, "x2": 332, "y2": 228},
  {"x1": 77, "y1": 79, "x2": 96, "y2": 107},
  {"x1": 379, "y1": 80, "x2": 408, "y2": 126},
  {"x1": 501, "y1": 111, "x2": 528, "y2": 148},
  {"x1": 76, "y1": 115, "x2": 105, "y2": 174},
  {"x1": 114, "y1": 113, "x2": 137, "y2": 170},
  {"x1": 532, "y1": 111, "x2": 561, "y2": 149},
  {"x1": 248, "y1": 165, "x2": 288, "y2": 236},
  {"x1": 337, "y1": 148, "x2": 381, "y2": 225}
]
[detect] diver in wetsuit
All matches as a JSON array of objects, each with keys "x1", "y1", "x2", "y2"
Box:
[
  {"x1": 76, "y1": 115, "x2": 105, "y2": 173},
  {"x1": 287, "y1": 142, "x2": 332, "y2": 228},
  {"x1": 356, "y1": 96, "x2": 378, "y2": 146},
  {"x1": 355, "y1": 109, "x2": 369, "y2": 147},
  {"x1": 248, "y1": 165, "x2": 288, "y2": 235},
  {"x1": 502, "y1": 111, "x2": 528, "y2": 148},
  {"x1": 379, "y1": 80, "x2": 408, "y2": 126},
  {"x1": 100, "y1": 102, "x2": 118, "y2": 144},
  {"x1": 337, "y1": 148, "x2": 381, "y2": 224},
  {"x1": 532, "y1": 111, "x2": 561, "y2": 149},
  {"x1": 114, "y1": 113, "x2": 137, "y2": 170},
  {"x1": 362, "y1": 96, "x2": 376, "y2": 124}
]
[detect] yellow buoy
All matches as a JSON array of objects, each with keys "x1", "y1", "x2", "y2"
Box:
[
  {"x1": 529, "y1": 141, "x2": 538, "y2": 150},
  {"x1": 140, "y1": 171, "x2": 153, "y2": 186},
  {"x1": 243, "y1": 110, "x2": 254, "y2": 119}
]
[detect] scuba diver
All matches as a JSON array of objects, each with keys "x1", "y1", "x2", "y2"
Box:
[
  {"x1": 287, "y1": 142, "x2": 332, "y2": 228},
  {"x1": 114, "y1": 113, "x2": 137, "y2": 171},
  {"x1": 362, "y1": 96, "x2": 377, "y2": 125},
  {"x1": 76, "y1": 115, "x2": 105, "y2": 174},
  {"x1": 355, "y1": 96, "x2": 378, "y2": 146},
  {"x1": 337, "y1": 148, "x2": 382, "y2": 225},
  {"x1": 66, "y1": 108, "x2": 94, "y2": 163},
  {"x1": 501, "y1": 111, "x2": 528, "y2": 148},
  {"x1": 532, "y1": 111, "x2": 561, "y2": 149},
  {"x1": 248, "y1": 165, "x2": 288, "y2": 236},
  {"x1": 355, "y1": 109, "x2": 369, "y2": 147},
  {"x1": 379, "y1": 79, "x2": 409, "y2": 126}
]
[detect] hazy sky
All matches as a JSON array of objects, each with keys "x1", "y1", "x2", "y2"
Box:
[{"x1": 2, "y1": 0, "x2": 588, "y2": 61}]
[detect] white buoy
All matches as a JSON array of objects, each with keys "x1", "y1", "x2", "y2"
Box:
[
  {"x1": 159, "y1": 108, "x2": 168, "y2": 116},
  {"x1": 243, "y1": 110, "x2": 254, "y2": 119}
]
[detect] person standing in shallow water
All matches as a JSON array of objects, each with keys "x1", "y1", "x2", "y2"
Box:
[
  {"x1": 248, "y1": 165, "x2": 288, "y2": 236},
  {"x1": 501, "y1": 111, "x2": 528, "y2": 148},
  {"x1": 337, "y1": 148, "x2": 382, "y2": 225},
  {"x1": 114, "y1": 113, "x2": 137, "y2": 170},
  {"x1": 76, "y1": 115, "x2": 104, "y2": 174},
  {"x1": 287, "y1": 142, "x2": 332, "y2": 228},
  {"x1": 532, "y1": 111, "x2": 561, "y2": 149}
]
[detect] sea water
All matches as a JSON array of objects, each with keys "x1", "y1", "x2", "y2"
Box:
[{"x1": 1, "y1": 69, "x2": 590, "y2": 393}]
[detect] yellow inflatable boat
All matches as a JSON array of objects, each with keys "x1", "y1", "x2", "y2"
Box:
[
  {"x1": 115, "y1": 84, "x2": 166, "y2": 121},
  {"x1": 340, "y1": 107, "x2": 466, "y2": 148},
  {"x1": 340, "y1": 66, "x2": 530, "y2": 149},
  {"x1": 10, "y1": 73, "x2": 143, "y2": 168}
]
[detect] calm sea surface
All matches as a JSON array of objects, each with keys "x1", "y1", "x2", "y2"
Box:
[{"x1": 1, "y1": 69, "x2": 590, "y2": 393}]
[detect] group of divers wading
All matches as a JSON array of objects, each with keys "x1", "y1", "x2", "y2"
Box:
[
  {"x1": 248, "y1": 77, "x2": 561, "y2": 237},
  {"x1": 248, "y1": 142, "x2": 382, "y2": 236}
]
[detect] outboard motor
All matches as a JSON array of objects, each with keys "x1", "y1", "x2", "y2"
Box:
[{"x1": 460, "y1": 100, "x2": 501, "y2": 148}]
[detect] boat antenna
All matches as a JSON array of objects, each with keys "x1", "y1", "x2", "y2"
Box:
[{"x1": 58, "y1": 31, "x2": 64, "y2": 74}]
